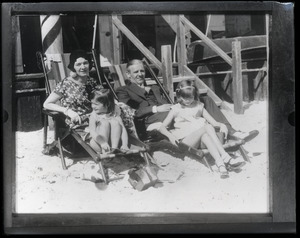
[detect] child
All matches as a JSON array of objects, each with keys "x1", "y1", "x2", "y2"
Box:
[
  {"x1": 158, "y1": 80, "x2": 244, "y2": 178},
  {"x1": 89, "y1": 86, "x2": 129, "y2": 154}
]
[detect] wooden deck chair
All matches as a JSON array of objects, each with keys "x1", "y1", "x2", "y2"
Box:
[
  {"x1": 37, "y1": 51, "x2": 155, "y2": 184},
  {"x1": 104, "y1": 59, "x2": 250, "y2": 172}
]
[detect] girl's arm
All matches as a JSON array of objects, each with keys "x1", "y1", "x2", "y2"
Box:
[
  {"x1": 88, "y1": 112, "x2": 98, "y2": 140},
  {"x1": 202, "y1": 108, "x2": 228, "y2": 138},
  {"x1": 158, "y1": 110, "x2": 178, "y2": 145}
]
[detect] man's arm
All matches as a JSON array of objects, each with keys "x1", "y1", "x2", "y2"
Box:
[{"x1": 116, "y1": 86, "x2": 156, "y2": 118}]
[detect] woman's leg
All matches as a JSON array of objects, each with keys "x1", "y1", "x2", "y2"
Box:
[
  {"x1": 181, "y1": 127, "x2": 206, "y2": 148},
  {"x1": 109, "y1": 119, "x2": 122, "y2": 149}
]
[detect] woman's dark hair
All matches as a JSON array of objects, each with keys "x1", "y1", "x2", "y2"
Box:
[
  {"x1": 68, "y1": 49, "x2": 92, "y2": 72},
  {"x1": 90, "y1": 86, "x2": 115, "y2": 114},
  {"x1": 175, "y1": 79, "x2": 199, "y2": 103}
]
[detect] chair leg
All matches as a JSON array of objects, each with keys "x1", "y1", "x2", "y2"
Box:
[
  {"x1": 239, "y1": 145, "x2": 251, "y2": 163},
  {"x1": 43, "y1": 114, "x2": 48, "y2": 150},
  {"x1": 57, "y1": 137, "x2": 67, "y2": 170},
  {"x1": 202, "y1": 156, "x2": 214, "y2": 172}
]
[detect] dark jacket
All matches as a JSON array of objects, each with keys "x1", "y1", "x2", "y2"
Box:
[{"x1": 116, "y1": 80, "x2": 169, "y2": 119}]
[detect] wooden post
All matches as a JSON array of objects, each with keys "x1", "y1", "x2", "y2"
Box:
[
  {"x1": 98, "y1": 15, "x2": 113, "y2": 64},
  {"x1": 264, "y1": 14, "x2": 270, "y2": 100},
  {"x1": 242, "y1": 62, "x2": 249, "y2": 102},
  {"x1": 232, "y1": 41, "x2": 244, "y2": 114},
  {"x1": 111, "y1": 15, "x2": 122, "y2": 65},
  {"x1": 177, "y1": 15, "x2": 187, "y2": 76},
  {"x1": 161, "y1": 45, "x2": 174, "y2": 101}
]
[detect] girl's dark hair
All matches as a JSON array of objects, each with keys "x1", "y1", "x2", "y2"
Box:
[
  {"x1": 175, "y1": 79, "x2": 199, "y2": 104},
  {"x1": 68, "y1": 49, "x2": 92, "y2": 72},
  {"x1": 91, "y1": 86, "x2": 115, "y2": 114}
]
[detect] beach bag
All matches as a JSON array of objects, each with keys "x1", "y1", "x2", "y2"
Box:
[{"x1": 128, "y1": 165, "x2": 158, "y2": 191}]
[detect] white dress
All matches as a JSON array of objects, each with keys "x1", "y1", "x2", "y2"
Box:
[{"x1": 170, "y1": 102, "x2": 207, "y2": 140}]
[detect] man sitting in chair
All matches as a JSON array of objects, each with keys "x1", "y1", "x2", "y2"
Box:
[{"x1": 116, "y1": 59, "x2": 259, "y2": 144}]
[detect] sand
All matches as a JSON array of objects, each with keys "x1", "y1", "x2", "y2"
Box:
[{"x1": 15, "y1": 100, "x2": 269, "y2": 214}]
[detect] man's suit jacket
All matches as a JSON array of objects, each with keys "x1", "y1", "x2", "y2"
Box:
[{"x1": 116, "y1": 81, "x2": 170, "y2": 125}]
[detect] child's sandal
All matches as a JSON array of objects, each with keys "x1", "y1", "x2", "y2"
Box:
[
  {"x1": 218, "y1": 165, "x2": 229, "y2": 179},
  {"x1": 222, "y1": 153, "x2": 245, "y2": 171}
]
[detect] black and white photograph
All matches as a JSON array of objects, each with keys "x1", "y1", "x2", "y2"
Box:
[{"x1": 2, "y1": 2, "x2": 295, "y2": 234}]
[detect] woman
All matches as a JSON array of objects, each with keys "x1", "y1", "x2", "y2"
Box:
[{"x1": 43, "y1": 49, "x2": 98, "y2": 127}]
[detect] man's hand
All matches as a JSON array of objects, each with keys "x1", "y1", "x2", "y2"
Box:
[{"x1": 157, "y1": 104, "x2": 172, "y2": 112}]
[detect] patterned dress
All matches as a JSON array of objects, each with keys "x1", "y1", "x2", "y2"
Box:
[{"x1": 53, "y1": 76, "x2": 98, "y2": 126}]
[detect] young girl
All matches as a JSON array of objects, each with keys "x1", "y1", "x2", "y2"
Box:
[
  {"x1": 158, "y1": 80, "x2": 244, "y2": 178},
  {"x1": 89, "y1": 86, "x2": 129, "y2": 154}
]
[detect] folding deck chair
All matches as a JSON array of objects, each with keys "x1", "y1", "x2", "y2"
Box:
[
  {"x1": 37, "y1": 51, "x2": 155, "y2": 184},
  {"x1": 103, "y1": 57, "x2": 250, "y2": 172}
]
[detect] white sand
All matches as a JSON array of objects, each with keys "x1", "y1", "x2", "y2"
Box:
[{"x1": 15, "y1": 100, "x2": 269, "y2": 214}]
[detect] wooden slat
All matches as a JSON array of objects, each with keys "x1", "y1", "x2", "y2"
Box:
[
  {"x1": 15, "y1": 88, "x2": 46, "y2": 94},
  {"x1": 177, "y1": 15, "x2": 186, "y2": 75},
  {"x1": 112, "y1": 16, "x2": 162, "y2": 71},
  {"x1": 232, "y1": 41, "x2": 244, "y2": 114},
  {"x1": 180, "y1": 15, "x2": 233, "y2": 66},
  {"x1": 15, "y1": 73, "x2": 45, "y2": 80},
  {"x1": 161, "y1": 45, "x2": 174, "y2": 101}
]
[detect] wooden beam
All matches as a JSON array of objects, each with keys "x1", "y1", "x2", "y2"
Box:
[
  {"x1": 232, "y1": 41, "x2": 244, "y2": 114},
  {"x1": 177, "y1": 15, "x2": 187, "y2": 75},
  {"x1": 112, "y1": 16, "x2": 162, "y2": 71},
  {"x1": 111, "y1": 15, "x2": 122, "y2": 65},
  {"x1": 161, "y1": 45, "x2": 174, "y2": 101},
  {"x1": 180, "y1": 15, "x2": 232, "y2": 66}
]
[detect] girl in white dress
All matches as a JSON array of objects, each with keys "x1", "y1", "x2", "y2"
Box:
[
  {"x1": 89, "y1": 87, "x2": 129, "y2": 154},
  {"x1": 159, "y1": 80, "x2": 243, "y2": 178}
]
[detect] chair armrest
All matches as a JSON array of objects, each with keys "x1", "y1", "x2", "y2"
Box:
[{"x1": 42, "y1": 108, "x2": 66, "y2": 119}]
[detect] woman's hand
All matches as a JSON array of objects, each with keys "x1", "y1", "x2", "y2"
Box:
[
  {"x1": 219, "y1": 123, "x2": 228, "y2": 140},
  {"x1": 65, "y1": 109, "x2": 82, "y2": 125},
  {"x1": 100, "y1": 142, "x2": 110, "y2": 153}
]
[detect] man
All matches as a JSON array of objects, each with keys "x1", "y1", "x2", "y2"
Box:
[{"x1": 116, "y1": 59, "x2": 258, "y2": 142}]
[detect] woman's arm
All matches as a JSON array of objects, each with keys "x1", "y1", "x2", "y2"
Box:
[
  {"x1": 44, "y1": 91, "x2": 82, "y2": 124},
  {"x1": 43, "y1": 92, "x2": 64, "y2": 113}
]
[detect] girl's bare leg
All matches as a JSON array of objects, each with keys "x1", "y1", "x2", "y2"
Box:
[
  {"x1": 89, "y1": 138, "x2": 102, "y2": 153},
  {"x1": 201, "y1": 133, "x2": 225, "y2": 168},
  {"x1": 181, "y1": 127, "x2": 206, "y2": 148},
  {"x1": 109, "y1": 119, "x2": 122, "y2": 149}
]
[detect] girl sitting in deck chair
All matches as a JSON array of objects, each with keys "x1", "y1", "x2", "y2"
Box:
[
  {"x1": 158, "y1": 79, "x2": 245, "y2": 179},
  {"x1": 89, "y1": 86, "x2": 130, "y2": 154}
]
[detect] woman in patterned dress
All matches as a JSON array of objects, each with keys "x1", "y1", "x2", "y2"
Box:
[{"x1": 43, "y1": 49, "x2": 98, "y2": 127}]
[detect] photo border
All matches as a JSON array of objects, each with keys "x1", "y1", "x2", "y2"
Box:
[{"x1": 2, "y1": 1, "x2": 295, "y2": 234}]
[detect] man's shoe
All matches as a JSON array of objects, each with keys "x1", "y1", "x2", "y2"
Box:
[{"x1": 229, "y1": 130, "x2": 259, "y2": 142}]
